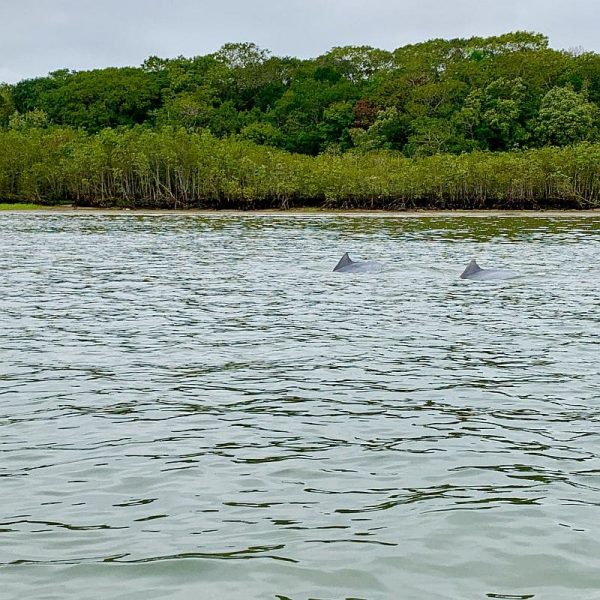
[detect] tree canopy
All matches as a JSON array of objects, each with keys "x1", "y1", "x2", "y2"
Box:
[{"x1": 3, "y1": 32, "x2": 600, "y2": 155}]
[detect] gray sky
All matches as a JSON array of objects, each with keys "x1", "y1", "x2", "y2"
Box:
[{"x1": 1, "y1": 0, "x2": 599, "y2": 83}]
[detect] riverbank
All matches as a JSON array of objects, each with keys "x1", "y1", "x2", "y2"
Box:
[
  {"x1": 0, "y1": 203, "x2": 51, "y2": 210},
  {"x1": 2, "y1": 204, "x2": 600, "y2": 217}
]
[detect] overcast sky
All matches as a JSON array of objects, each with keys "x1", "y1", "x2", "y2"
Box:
[{"x1": 1, "y1": 0, "x2": 599, "y2": 83}]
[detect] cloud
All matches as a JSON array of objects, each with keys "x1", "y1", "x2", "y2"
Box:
[{"x1": 1, "y1": 0, "x2": 598, "y2": 83}]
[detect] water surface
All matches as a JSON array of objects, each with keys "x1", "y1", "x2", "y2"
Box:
[{"x1": 1, "y1": 214, "x2": 600, "y2": 599}]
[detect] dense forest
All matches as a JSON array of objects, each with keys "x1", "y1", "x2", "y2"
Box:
[{"x1": 1, "y1": 31, "x2": 600, "y2": 208}]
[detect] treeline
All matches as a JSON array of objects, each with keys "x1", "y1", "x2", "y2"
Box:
[
  {"x1": 1, "y1": 126, "x2": 599, "y2": 209},
  {"x1": 1, "y1": 31, "x2": 600, "y2": 157},
  {"x1": 2, "y1": 31, "x2": 600, "y2": 210}
]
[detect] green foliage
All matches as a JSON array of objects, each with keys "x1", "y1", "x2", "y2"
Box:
[
  {"x1": 9, "y1": 30, "x2": 595, "y2": 155},
  {"x1": 215, "y1": 42, "x2": 270, "y2": 69},
  {"x1": 267, "y1": 69, "x2": 360, "y2": 154},
  {"x1": 0, "y1": 203, "x2": 48, "y2": 210},
  {"x1": 535, "y1": 86, "x2": 598, "y2": 146},
  {"x1": 0, "y1": 85, "x2": 15, "y2": 127},
  {"x1": 318, "y1": 46, "x2": 394, "y2": 82},
  {"x1": 350, "y1": 107, "x2": 408, "y2": 151},
  {"x1": 9, "y1": 109, "x2": 49, "y2": 130},
  {"x1": 239, "y1": 121, "x2": 284, "y2": 146},
  {"x1": 12, "y1": 68, "x2": 164, "y2": 131},
  {"x1": 2, "y1": 125, "x2": 599, "y2": 209},
  {"x1": 458, "y1": 78, "x2": 530, "y2": 150},
  {"x1": 571, "y1": 52, "x2": 600, "y2": 104}
]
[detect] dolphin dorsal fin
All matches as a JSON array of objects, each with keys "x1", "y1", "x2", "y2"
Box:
[
  {"x1": 460, "y1": 259, "x2": 482, "y2": 279},
  {"x1": 333, "y1": 252, "x2": 353, "y2": 272}
]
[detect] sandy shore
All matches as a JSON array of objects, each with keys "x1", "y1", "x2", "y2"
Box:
[{"x1": 2, "y1": 206, "x2": 600, "y2": 217}]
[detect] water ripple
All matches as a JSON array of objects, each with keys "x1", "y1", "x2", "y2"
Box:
[{"x1": 1, "y1": 214, "x2": 600, "y2": 599}]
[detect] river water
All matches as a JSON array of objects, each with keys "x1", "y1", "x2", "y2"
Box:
[{"x1": 1, "y1": 213, "x2": 600, "y2": 600}]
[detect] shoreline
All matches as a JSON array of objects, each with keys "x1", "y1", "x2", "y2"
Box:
[{"x1": 1, "y1": 205, "x2": 600, "y2": 217}]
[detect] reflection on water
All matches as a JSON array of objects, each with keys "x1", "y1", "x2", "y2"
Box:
[{"x1": 1, "y1": 214, "x2": 600, "y2": 600}]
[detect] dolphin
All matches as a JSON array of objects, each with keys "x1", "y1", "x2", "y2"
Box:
[
  {"x1": 460, "y1": 259, "x2": 519, "y2": 281},
  {"x1": 333, "y1": 252, "x2": 384, "y2": 273}
]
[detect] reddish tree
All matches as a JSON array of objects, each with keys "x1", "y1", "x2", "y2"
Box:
[{"x1": 352, "y1": 99, "x2": 378, "y2": 129}]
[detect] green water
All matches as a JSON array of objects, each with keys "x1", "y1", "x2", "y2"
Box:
[{"x1": 1, "y1": 214, "x2": 600, "y2": 599}]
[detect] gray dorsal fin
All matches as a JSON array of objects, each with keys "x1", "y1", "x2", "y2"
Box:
[
  {"x1": 333, "y1": 252, "x2": 353, "y2": 272},
  {"x1": 460, "y1": 259, "x2": 482, "y2": 279}
]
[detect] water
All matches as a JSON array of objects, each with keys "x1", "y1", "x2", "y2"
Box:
[{"x1": 1, "y1": 213, "x2": 600, "y2": 600}]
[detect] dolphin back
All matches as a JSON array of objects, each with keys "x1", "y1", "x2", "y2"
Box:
[
  {"x1": 333, "y1": 252, "x2": 354, "y2": 272},
  {"x1": 460, "y1": 259, "x2": 482, "y2": 279},
  {"x1": 461, "y1": 259, "x2": 519, "y2": 281}
]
